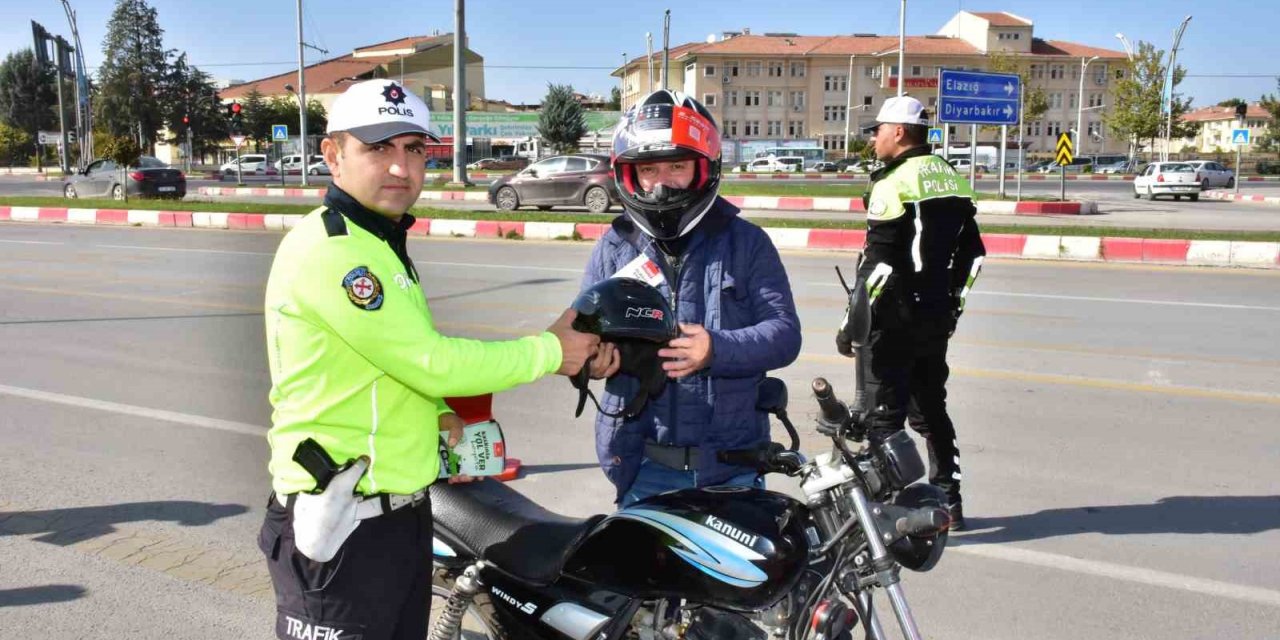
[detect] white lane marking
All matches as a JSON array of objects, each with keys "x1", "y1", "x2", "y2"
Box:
[
  {"x1": 93, "y1": 243, "x2": 274, "y2": 257},
  {"x1": 811, "y1": 282, "x2": 1280, "y2": 312},
  {"x1": 953, "y1": 541, "x2": 1280, "y2": 608},
  {"x1": 0, "y1": 383, "x2": 264, "y2": 437},
  {"x1": 0, "y1": 239, "x2": 64, "y2": 245}
]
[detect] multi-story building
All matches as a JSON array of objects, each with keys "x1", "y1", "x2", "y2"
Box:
[
  {"x1": 613, "y1": 11, "x2": 1129, "y2": 158},
  {"x1": 1176, "y1": 104, "x2": 1274, "y2": 154}
]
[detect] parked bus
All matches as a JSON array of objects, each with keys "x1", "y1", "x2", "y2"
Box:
[{"x1": 755, "y1": 146, "x2": 825, "y2": 169}]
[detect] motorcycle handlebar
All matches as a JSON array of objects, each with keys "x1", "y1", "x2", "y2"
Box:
[
  {"x1": 716, "y1": 443, "x2": 805, "y2": 476},
  {"x1": 812, "y1": 377, "x2": 851, "y2": 435},
  {"x1": 895, "y1": 506, "x2": 951, "y2": 537}
]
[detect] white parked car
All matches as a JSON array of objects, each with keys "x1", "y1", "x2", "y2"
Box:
[
  {"x1": 306, "y1": 160, "x2": 331, "y2": 176},
  {"x1": 275, "y1": 154, "x2": 324, "y2": 173},
  {"x1": 1183, "y1": 160, "x2": 1235, "y2": 189},
  {"x1": 1133, "y1": 162, "x2": 1200, "y2": 201},
  {"x1": 220, "y1": 154, "x2": 271, "y2": 175}
]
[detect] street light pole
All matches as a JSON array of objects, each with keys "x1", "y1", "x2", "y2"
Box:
[
  {"x1": 1162, "y1": 16, "x2": 1192, "y2": 162},
  {"x1": 1076, "y1": 55, "x2": 1098, "y2": 159},
  {"x1": 296, "y1": 0, "x2": 310, "y2": 186},
  {"x1": 844, "y1": 54, "x2": 855, "y2": 159},
  {"x1": 897, "y1": 0, "x2": 906, "y2": 98}
]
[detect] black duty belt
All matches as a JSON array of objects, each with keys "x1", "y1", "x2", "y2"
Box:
[{"x1": 644, "y1": 441, "x2": 700, "y2": 471}]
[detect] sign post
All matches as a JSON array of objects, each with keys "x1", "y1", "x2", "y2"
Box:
[
  {"x1": 273, "y1": 125, "x2": 289, "y2": 186},
  {"x1": 1055, "y1": 132, "x2": 1074, "y2": 202},
  {"x1": 1232, "y1": 127, "x2": 1249, "y2": 196},
  {"x1": 231, "y1": 134, "x2": 246, "y2": 184},
  {"x1": 937, "y1": 69, "x2": 1021, "y2": 196}
]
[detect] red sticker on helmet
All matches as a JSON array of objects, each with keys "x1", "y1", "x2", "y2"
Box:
[{"x1": 670, "y1": 106, "x2": 720, "y2": 159}]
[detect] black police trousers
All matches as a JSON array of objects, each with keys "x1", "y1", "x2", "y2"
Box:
[
  {"x1": 258, "y1": 492, "x2": 434, "y2": 640},
  {"x1": 861, "y1": 305, "x2": 963, "y2": 505}
]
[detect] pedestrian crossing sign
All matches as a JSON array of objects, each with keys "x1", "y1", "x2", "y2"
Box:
[
  {"x1": 927, "y1": 128, "x2": 944, "y2": 144},
  {"x1": 1232, "y1": 129, "x2": 1250, "y2": 145},
  {"x1": 272, "y1": 124, "x2": 289, "y2": 141}
]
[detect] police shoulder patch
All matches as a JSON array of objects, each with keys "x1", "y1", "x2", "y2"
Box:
[{"x1": 342, "y1": 266, "x2": 384, "y2": 310}]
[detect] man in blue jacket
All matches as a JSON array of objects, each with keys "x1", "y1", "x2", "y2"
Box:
[{"x1": 581, "y1": 90, "x2": 802, "y2": 506}]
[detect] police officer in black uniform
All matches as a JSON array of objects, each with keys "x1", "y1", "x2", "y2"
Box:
[{"x1": 838, "y1": 96, "x2": 986, "y2": 530}]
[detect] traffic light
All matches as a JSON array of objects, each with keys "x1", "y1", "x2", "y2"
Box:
[
  {"x1": 228, "y1": 102, "x2": 243, "y2": 133},
  {"x1": 182, "y1": 115, "x2": 189, "y2": 125}
]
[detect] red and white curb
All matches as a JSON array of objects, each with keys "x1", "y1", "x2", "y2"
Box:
[
  {"x1": 1202, "y1": 190, "x2": 1280, "y2": 206},
  {"x1": 195, "y1": 186, "x2": 1094, "y2": 215},
  {"x1": 4, "y1": 205, "x2": 1276, "y2": 269}
]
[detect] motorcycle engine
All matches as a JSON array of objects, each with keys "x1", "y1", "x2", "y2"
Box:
[{"x1": 685, "y1": 607, "x2": 768, "y2": 640}]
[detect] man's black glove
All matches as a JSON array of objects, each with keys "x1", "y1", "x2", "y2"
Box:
[{"x1": 836, "y1": 328, "x2": 854, "y2": 358}]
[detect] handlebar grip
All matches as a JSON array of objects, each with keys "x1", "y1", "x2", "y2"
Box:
[
  {"x1": 895, "y1": 506, "x2": 951, "y2": 537},
  {"x1": 717, "y1": 448, "x2": 764, "y2": 467},
  {"x1": 812, "y1": 377, "x2": 851, "y2": 427}
]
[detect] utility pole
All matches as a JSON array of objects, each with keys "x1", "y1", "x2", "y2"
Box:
[
  {"x1": 661, "y1": 10, "x2": 670, "y2": 91},
  {"x1": 451, "y1": 0, "x2": 471, "y2": 185},
  {"x1": 897, "y1": 0, "x2": 907, "y2": 98},
  {"x1": 843, "y1": 55, "x2": 855, "y2": 159},
  {"x1": 60, "y1": 0, "x2": 90, "y2": 168},
  {"x1": 296, "y1": 0, "x2": 310, "y2": 186},
  {"x1": 1076, "y1": 56, "x2": 1098, "y2": 159},
  {"x1": 1161, "y1": 16, "x2": 1192, "y2": 162}
]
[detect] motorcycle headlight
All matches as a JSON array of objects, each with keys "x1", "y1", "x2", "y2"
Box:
[
  {"x1": 876, "y1": 430, "x2": 925, "y2": 490},
  {"x1": 887, "y1": 483, "x2": 949, "y2": 572}
]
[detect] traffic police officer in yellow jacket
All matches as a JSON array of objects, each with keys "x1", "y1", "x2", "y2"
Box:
[
  {"x1": 837, "y1": 96, "x2": 985, "y2": 531},
  {"x1": 258, "y1": 78, "x2": 600, "y2": 640}
]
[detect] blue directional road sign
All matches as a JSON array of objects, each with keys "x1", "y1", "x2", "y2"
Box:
[
  {"x1": 927, "y1": 127, "x2": 944, "y2": 144},
  {"x1": 937, "y1": 69, "x2": 1021, "y2": 126},
  {"x1": 272, "y1": 124, "x2": 289, "y2": 141},
  {"x1": 1232, "y1": 129, "x2": 1251, "y2": 145}
]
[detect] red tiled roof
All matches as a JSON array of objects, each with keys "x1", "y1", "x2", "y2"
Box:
[
  {"x1": 809, "y1": 35, "x2": 982, "y2": 56},
  {"x1": 353, "y1": 34, "x2": 448, "y2": 55},
  {"x1": 969, "y1": 12, "x2": 1032, "y2": 27},
  {"x1": 220, "y1": 54, "x2": 395, "y2": 99},
  {"x1": 1031, "y1": 40, "x2": 1128, "y2": 60},
  {"x1": 1182, "y1": 104, "x2": 1273, "y2": 122}
]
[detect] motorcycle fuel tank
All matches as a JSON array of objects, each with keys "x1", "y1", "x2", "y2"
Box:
[{"x1": 562, "y1": 486, "x2": 811, "y2": 611}]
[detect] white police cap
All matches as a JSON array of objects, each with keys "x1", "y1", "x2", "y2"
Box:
[{"x1": 326, "y1": 79, "x2": 441, "y2": 143}]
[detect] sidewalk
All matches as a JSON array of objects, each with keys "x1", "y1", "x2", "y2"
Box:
[
  {"x1": 193, "y1": 186, "x2": 1097, "y2": 216},
  {"x1": 4, "y1": 205, "x2": 1276, "y2": 269}
]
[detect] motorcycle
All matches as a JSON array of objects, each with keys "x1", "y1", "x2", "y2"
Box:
[{"x1": 427, "y1": 368, "x2": 952, "y2": 640}]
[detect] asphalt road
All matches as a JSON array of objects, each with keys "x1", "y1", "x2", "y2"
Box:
[
  {"x1": 1, "y1": 222, "x2": 1278, "y2": 639},
  {"x1": 6, "y1": 175, "x2": 1280, "y2": 232}
]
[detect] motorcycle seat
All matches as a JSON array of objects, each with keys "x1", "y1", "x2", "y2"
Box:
[{"x1": 430, "y1": 479, "x2": 604, "y2": 585}]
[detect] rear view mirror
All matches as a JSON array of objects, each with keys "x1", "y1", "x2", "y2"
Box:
[
  {"x1": 756, "y1": 377, "x2": 789, "y2": 415},
  {"x1": 526, "y1": 169, "x2": 538, "y2": 178}
]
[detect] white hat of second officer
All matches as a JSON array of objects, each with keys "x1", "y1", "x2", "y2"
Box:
[
  {"x1": 326, "y1": 79, "x2": 441, "y2": 143},
  {"x1": 864, "y1": 95, "x2": 930, "y2": 133}
]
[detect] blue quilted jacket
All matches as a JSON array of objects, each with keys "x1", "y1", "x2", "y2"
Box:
[{"x1": 580, "y1": 198, "x2": 802, "y2": 502}]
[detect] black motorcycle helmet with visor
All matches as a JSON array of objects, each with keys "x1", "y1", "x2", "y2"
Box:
[
  {"x1": 569, "y1": 278, "x2": 677, "y2": 420},
  {"x1": 612, "y1": 90, "x2": 723, "y2": 241}
]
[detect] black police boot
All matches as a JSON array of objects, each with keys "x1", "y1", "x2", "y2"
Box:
[{"x1": 947, "y1": 503, "x2": 966, "y2": 531}]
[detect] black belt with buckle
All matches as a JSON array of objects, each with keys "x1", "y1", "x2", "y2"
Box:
[{"x1": 644, "y1": 441, "x2": 700, "y2": 471}]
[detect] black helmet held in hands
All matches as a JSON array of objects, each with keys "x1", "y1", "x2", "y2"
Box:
[{"x1": 570, "y1": 278, "x2": 676, "y2": 419}]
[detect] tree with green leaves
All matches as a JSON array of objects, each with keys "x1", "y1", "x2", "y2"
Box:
[
  {"x1": 97, "y1": 133, "x2": 142, "y2": 200},
  {"x1": 240, "y1": 88, "x2": 272, "y2": 151},
  {"x1": 161, "y1": 53, "x2": 227, "y2": 162},
  {"x1": 986, "y1": 51, "x2": 1048, "y2": 128},
  {"x1": 1216, "y1": 98, "x2": 1247, "y2": 109},
  {"x1": 608, "y1": 86, "x2": 621, "y2": 111},
  {"x1": 96, "y1": 0, "x2": 171, "y2": 151},
  {"x1": 1103, "y1": 40, "x2": 1194, "y2": 161},
  {"x1": 1256, "y1": 79, "x2": 1280, "y2": 153},
  {"x1": 0, "y1": 49, "x2": 58, "y2": 166},
  {"x1": 0, "y1": 122, "x2": 32, "y2": 166},
  {"x1": 537, "y1": 83, "x2": 587, "y2": 154}
]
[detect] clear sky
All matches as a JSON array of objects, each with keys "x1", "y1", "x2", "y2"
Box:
[{"x1": 4, "y1": 0, "x2": 1277, "y2": 107}]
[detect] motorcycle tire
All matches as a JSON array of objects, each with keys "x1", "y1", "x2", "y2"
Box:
[{"x1": 429, "y1": 571, "x2": 509, "y2": 640}]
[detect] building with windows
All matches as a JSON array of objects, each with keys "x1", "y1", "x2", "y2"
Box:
[
  {"x1": 1176, "y1": 104, "x2": 1273, "y2": 154},
  {"x1": 613, "y1": 11, "x2": 1129, "y2": 158}
]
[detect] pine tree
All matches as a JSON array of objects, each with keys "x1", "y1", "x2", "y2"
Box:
[
  {"x1": 160, "y1": 53, "x2": 227, "y2": 159},
  {"x1": 537, "y1": 84, "x2": 587, "y2": 154},
  {"x1": 0, "y1": 49, "x2": 58, "y2": 161},
  {"x1": 241, "y1": 88, "x2": 271, "y2": 151},
  {"x1": 96, "y1": 0, "x2": 171, "y2": 151}
]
